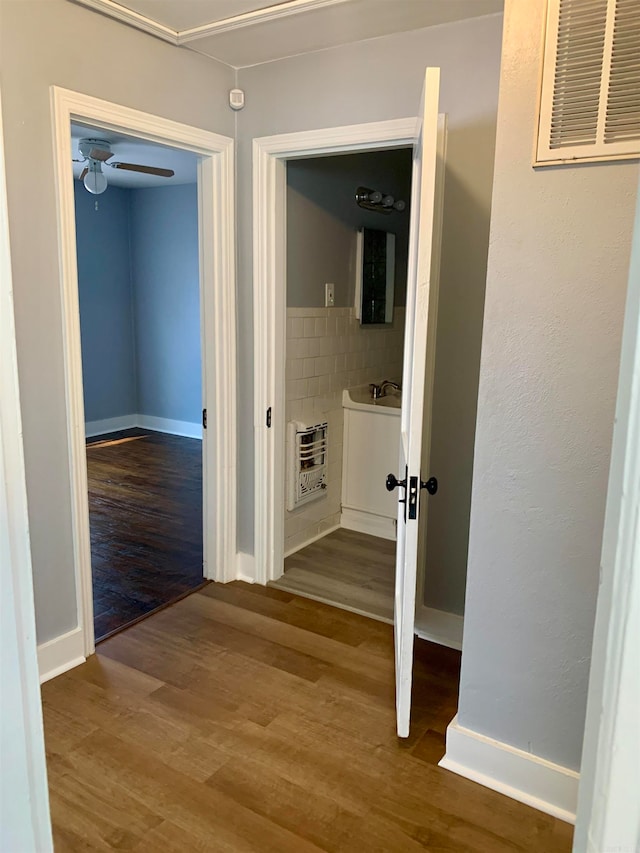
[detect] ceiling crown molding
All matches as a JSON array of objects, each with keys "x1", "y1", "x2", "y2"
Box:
[
  {"x1": 71, "y1": 0, "x2": 178, "y2": 43},
  {"x1": 178, "y1": 0, "x2": 351, "y2": 43},
  {"x1": 71, "y1": 0, "x2": 352, "y2": 48}
]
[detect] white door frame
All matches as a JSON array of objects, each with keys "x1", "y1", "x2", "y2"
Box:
[
  {"x1": 252, "y1": 118, "x2": 417, "y2": 586},
  {"x1": 1, "y1": 86, "x2": 53, "y2": 853},
  {"x1": 51, "y1": 87, "x2": 237, "y2": 657}
]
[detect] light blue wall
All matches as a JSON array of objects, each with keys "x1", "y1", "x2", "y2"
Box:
[
  {"x1": 75, "y1": 182, "x2": 200, "y2": 428},
  {"x1": 129, "y1": 184, "x2": 201, "y2": 425},
  {"x1": 74, "y1": 183, "x2": 136, "y2": 422}
]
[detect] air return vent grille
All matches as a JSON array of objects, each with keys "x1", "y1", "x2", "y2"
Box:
[
  {"x1": 550, "y1": 0, "x2": 607, "y2": 149},
  {"x1": 536, "y1": 0, "x2": 640, "y2": 164},
  {"x1": 605, "y1": 0, "x2": 640, "y2": 143}
]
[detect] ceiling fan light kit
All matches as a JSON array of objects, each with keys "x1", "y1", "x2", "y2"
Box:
[
  {"x1": 84, "y1": 161, "x2": 107, "y2": 195},
  {"x1": 74, "y1": 137, "x2": 175, "y2": 194}
]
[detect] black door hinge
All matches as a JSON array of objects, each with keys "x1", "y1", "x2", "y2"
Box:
[
  {"x1": 266, "y1": 407, "x2": 272, "y2": 428},
  {"x1": 202, "y1": 408, "x2": 207, "y2": 429}
]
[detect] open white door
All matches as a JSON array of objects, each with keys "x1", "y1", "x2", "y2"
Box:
[{"x1": 391, "y1": 67, "x2": 442, "y2": 738}]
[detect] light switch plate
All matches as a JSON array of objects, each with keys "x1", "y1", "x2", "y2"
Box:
[{"x1": 325, "y1": 283, "x2": 335, "y2": 307}]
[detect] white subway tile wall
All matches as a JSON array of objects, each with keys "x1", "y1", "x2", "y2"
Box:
[{"x1": 285, "y1": 306, "x2": 405, "y2": 555}]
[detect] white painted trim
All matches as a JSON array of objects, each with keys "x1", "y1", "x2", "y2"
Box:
[
  {"x1": 235, "y1": 551, "x2": 257, "y2": 584},
  {"x1": 439, "y1": 715, "x2": 579, "y2": 824},
  {"x1": 414, "y1": 604, "x2": 463, "y2": 651},
  {"x1": 85, "y1": 415, "x2": 202, "y2": 439},
  {"x1": 179, "y1": 0, "x2": 351, "y2": 42},
  {"x1": 283, "y1": 522, "x2": 341, "y2": 558},
  {"x1": 136, "y1": 415, "x2": 202, "y2": 440},
  {"x1": 71, "y1": 0, "x2": 178, "y2": 43},
  {"x1": 84, "y1": 415, "x2": 137, "y2": 437},
  {"x1": 71, "y1": 0, "x2": 351, "y2": 49},
  {"x1": 253, "y1": 118, "x2": 417, "y2": 587},
  {"x1": 0, "y1": 86, "x2": 53, "y2": 852},
  {"x1": 36, "y1": 628, "x2": 85, "y2": 685},
  {"x1": 340, "y1": 508, "x2": 396, "y2": 541},
  {"x1": 50, "y1": 87, "x2": 236, "y2": 655}
]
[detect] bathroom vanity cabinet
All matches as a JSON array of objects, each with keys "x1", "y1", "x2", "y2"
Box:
[{"x1": 341, "y1": 386, "x2": 400, "y2": 541}]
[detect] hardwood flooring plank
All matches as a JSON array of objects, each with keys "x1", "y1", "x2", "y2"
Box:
[
  {"x1": 272, "y1": 528, "x2": 396, "y2": 622},
  {"x1": 86, "y1": 430, "x2": 203, "y2": 641},
  {"x1": 180, "y1": 592, "x2": 394, "y2": 682},
  {"x1": 202, "y1": 580, "x2": 387, "y2": 650},
  {"x1": 42, "y1": 583, "x2": 573, "y2": 852},
  {"x1": 65, "y1": 729, "x2": 324, "y2": 853},
  {"x1": 272, "y1": 567, "x2": 394, "y2": 621},
  {"x1": 49, "y1": 769, "x2": 162, "y2": 852},
  {"x1": 206, "y1": 758, "x2": 366, "y2": 853}
]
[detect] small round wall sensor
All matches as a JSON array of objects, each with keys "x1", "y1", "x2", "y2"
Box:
[{"x1": 229, "y1": 89, "x2": 245, "y2": 111}]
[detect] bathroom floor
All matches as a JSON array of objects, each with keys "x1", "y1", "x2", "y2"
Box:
[{"x1": 270, "y1": 528, "x2": 395, "y2": 622}]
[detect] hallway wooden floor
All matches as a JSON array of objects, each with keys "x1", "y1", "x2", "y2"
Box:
[
  {"x1": 41, "y1": 582, "x2": 573, "y2": 852},
  {"x1": 86, "y1": 429, "x2": 203, "y2": 641}
]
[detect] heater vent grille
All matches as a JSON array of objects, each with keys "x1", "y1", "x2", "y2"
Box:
[{"x1": 287, "y1": 421, "x2": 328, "y2": 511}]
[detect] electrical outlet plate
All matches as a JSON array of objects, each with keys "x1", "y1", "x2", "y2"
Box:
[{"x1": 325, "y1": 283, "x2": 335, "y2": 307}]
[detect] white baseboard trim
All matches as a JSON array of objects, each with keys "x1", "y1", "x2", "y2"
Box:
[
  {"x1": 37, "y1": 627, "x2": 85, "y2": 684},
  {"x1": 236, "y1": 551, "x2": 256, "y2": 583},
  {"x1": 85, "y1": 414, "x2": 202, "y2": 439},
  {"x1": 85, "y1": 414, "x2": 137, "y2": 437},
  {"x1": 284, "y1": 523, "x2": 342, "y2": 558},
  {"x1": 136, "y1": 415, "x2": 202, "y2": 439},
  {"x1": 439, "y1": 715, "x2": 579, "y2": 824},
  {"x1": 415, "y1": 605, "x2": 464, "y2": 651},
  {"x1": 340, "y1": 508, "x2": 396, "y2": 541}
]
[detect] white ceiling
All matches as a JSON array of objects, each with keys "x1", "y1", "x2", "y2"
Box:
[
  {"x1": 72, "y1": 0, "x2": 504, "y2": 68},
  {"x1": 71, "y1": 122, "x2": 198, "y2": 189}
]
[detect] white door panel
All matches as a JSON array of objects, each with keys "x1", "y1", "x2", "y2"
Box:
[{"x1": 393, "y1": 67, "x2": 442, "y2": 738}]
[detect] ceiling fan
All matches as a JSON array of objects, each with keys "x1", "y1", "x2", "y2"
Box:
[{"x1": 74, "y1": 138, "x2": 175, "y2": 195}]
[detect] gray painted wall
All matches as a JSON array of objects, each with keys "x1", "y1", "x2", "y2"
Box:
[
  {"x1": 0, "y1": 0, "x2": 234, "y2": 644},
  {"x1": 457, "y1": 0, "x2": 639, "y2": 771},
  {"x1": 287, "y1": 149, "x2": 412, "y2": 309},
  {"x1": 75, "y1": 183, "x2": 137, "y2": 423},
  {"x1": 238, "y1": 14, "x2": 503, "y2": 621},
  {"x1": 130, "y1": 184, "x2": 201, "y2": 424}
]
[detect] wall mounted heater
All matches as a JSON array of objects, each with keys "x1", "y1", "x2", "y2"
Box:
[{"x1": 287, "y1": 421, "x2": 328, "y2": 511}]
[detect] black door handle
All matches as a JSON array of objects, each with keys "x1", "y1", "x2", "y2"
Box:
[
  {"x1": 386, "y1": 473, "x2": 407, "y2": 492},
  {"x1": 421, "y1": 476, "x2": 438, "y2": 495}
]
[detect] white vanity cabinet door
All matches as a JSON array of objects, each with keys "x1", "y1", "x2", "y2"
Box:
[{"x1": 341, "y1": 406, "x2": 400, "y2": 540}]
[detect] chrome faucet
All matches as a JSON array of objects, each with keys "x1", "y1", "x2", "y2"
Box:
[
  {"x1": 369, "y1": 383, "x2": 383, "y2": 400},
  {"x1": 380, "y1": 380, "x2": 401, "y2": 396}
]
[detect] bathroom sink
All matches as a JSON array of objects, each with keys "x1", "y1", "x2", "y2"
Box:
[{"x1": 342, "y1": 384, "x2": 402, "y2": 413}]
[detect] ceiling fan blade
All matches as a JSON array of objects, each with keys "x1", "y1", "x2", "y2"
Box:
[
  {"x1": 80, "y1": 167, "x2": 88, "y2": 181},
  {"x1": 89, "y1": 147, "x2": 113, "y2": 162},
  {"x1": 109, "y1": 162, "x2": 175, "y2": 178}
]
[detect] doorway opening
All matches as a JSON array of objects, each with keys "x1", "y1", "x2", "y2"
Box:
[
  {"x1": 253, "y1": 116, "x2": 462, "y2": 650},
  {"x1": 52, "y1": 87, "x2": 237, "y2": 659},
  {"x1": 269, "y1": 147, "x2": 413, "y2": 623},
  {"x1": 72, "y1": 123, "x2": 205, "y2": 640}
]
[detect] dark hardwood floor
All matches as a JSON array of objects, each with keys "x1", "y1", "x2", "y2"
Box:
[
  {"x1": 41, "y1": 582, "x2": 573, "y2": 852},
  {"x1": 86, "y1": 429, "x2": 204, "y2": 641}
]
